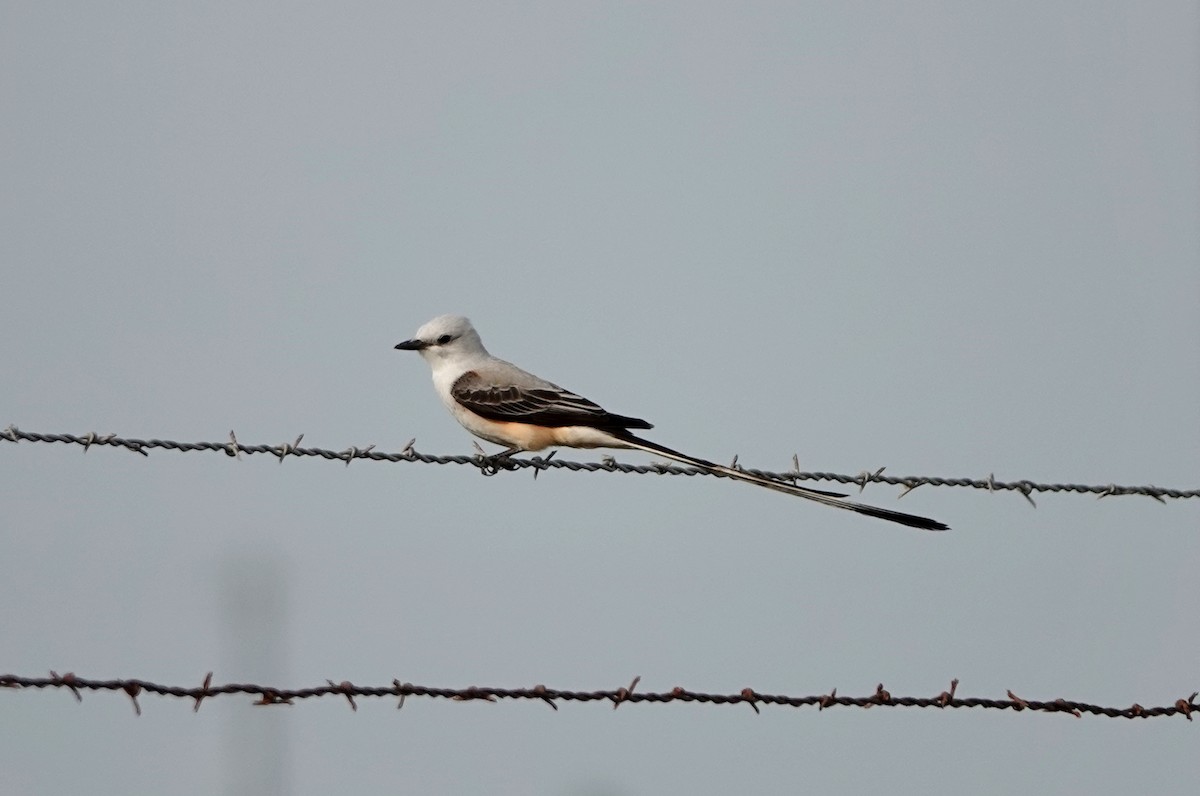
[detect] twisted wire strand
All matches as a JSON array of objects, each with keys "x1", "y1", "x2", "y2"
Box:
[
  {"x1": 3, "y1": 673, "x2": 1195, "y2": 720},
  {"x1": 3, "y1": 426, "x2": 1196, "y2": 501}
]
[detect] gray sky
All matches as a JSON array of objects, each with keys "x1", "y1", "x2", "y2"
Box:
[{"x1": 2, "y1": 2, "x2": 1198, "y2": 794}]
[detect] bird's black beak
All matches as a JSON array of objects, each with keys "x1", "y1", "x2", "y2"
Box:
[{"x1": 394, "y1": 339, "x2": 426, "y2": 351}]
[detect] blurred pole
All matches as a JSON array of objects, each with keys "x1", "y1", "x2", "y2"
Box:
[{"x1": 220, "y1": 554, "x2": 289, "y2": 796}]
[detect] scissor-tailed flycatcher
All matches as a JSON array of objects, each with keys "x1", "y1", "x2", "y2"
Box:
[{"x1": 395, "y1": 315, "x2": 948, "y2": 531}]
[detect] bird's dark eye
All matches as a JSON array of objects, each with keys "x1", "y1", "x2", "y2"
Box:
[{"x1": 436, "y1": 334, "x2": 453, "y2": 345}]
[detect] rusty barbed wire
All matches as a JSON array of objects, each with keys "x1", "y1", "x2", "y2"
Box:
[
  {"x1": 2, "y1": 673, "x2": 1195, "y2": 721},
  {"x1": 3, "y1": 425, "x2": 1197, "y2": 502}
]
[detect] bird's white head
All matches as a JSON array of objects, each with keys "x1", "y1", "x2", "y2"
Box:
[{"x1": 394, "y1": 314, "x2": 488, "y2": 366}]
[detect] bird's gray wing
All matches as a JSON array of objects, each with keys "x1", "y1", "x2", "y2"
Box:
[{"x1": 451, "y1": 368, "x2": 652, "y2": 430}]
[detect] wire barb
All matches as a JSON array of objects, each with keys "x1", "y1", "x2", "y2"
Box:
[
  {"x1": 532, "y1": 450, "x2": 556, "y2": 480},
  {"x1": 532, "y1": 684, "x2": 558, "y2": 711},
  {"x1": 2, "y1": 427, "x2": 1197, "y2": 501},
  {"x1": 740, "y1": 687, "x2": 762, "y2": 715},
  {"x1": 612, "y1": 676, "x2": 640, "y2": 710},
  {"x1": 275, "y1": 435, "x2": 304, "y2": 463},
  {"x1": 393, "y1": 680, "x2": 411, "y2": 710},
  {"x1": 49, "y1": 671, "x2": 82, "y2": 703},
  {"x1": 123, "y1": 682, "x2": 143, "y2": 716},
  {"x1": 193, "y1": 672, "x2": 213, "y2": 712},
  {"x1": 1175, "y1": 693, "x2": 1197, "y2": 721},
  {"x1": 328, "y1": 680, "x2": 358, "y2": 711},
  {"x1": 857, "y1": 467, "x2": 886, "y2": 494},
  {"x1": 936, "y1": 678, "x2": 959, "y2": 707}
]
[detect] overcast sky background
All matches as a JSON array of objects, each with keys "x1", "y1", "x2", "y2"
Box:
[{"x1": 2, "y1": 2, "x2": 1198, "y2": 794}]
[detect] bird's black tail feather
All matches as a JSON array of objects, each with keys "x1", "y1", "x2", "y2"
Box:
[{"x1": 613, "y1": 432, "x2": 949, "y2": 531}]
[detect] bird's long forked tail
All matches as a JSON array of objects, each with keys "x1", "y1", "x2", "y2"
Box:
[{"x1": 614, "y1": 433, "x2": 949, "y2": 531}]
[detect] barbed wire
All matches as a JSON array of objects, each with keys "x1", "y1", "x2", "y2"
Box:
[
  {"x1": 3, "y1": 426, "x2": 1197, "y2": 503},
  {"x1": 3, "y1": 673, "x2": 1195, "y2": 720}
]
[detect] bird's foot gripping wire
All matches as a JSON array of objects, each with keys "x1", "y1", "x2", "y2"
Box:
[{"x1": 475, "y1": 445, "x2": 522, "y2": 477}]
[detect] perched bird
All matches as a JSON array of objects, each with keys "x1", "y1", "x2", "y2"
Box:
[{"x1": 395, "y1": 315, "x2": 948, "y2": 531}]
